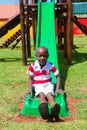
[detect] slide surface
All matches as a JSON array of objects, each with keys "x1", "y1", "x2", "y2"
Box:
[{"x1": 36, "y1": 1, "x2": 59, "y2": 83}]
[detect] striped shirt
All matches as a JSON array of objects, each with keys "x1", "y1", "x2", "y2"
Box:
[{"x1": 27, "y1": 60, "x2": 59, "y2": 84}]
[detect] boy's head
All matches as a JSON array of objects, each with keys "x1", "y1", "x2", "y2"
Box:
[{"x1": 36, "y1": 46, "x2": 49, "y2": 67}]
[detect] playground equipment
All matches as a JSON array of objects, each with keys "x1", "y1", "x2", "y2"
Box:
[
  {"x1": 21, "y1": 0, "x2": 70, "y2": 117},
  {"x1": 0, "y1": 13, "x2": 21, "y2": 49},
  {"x1": 19, "y1": 0, "x2": 87, "y2": 66},
  {"x1": 20, "y1": 0, "x2": 87, "y2": 117},
  {"x1": 72, "y1": 15, "x2": 87, "y2": 35},
  {"x1": 19, "y1": 0, "x2": 73, "y2": 66},
  {"x1": 21, "y1": 92, "x2": 70, "y2": 117},
  {"x1": 0, "y1": 13, "x2": 20, "y2": 37},
  {"x1": 72, "y1": 2, "x2": 87, "y2": 35},
  {"x1": 0, "y1": 12, "x2": 32, "y2": 49},
  {"x1": 0, "y1": 29, "x2": 21, "y2": 48},
  {"x1": 0, "y1": 0, "x2": 87, "y2": 65},
  {"x1": 11, "y1": 37, "x2": 21, "y2": 50}
]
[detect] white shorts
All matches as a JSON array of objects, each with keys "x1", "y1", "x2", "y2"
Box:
[{"x1": 34, "y1": 82, "x2": 54, "y2": 96}]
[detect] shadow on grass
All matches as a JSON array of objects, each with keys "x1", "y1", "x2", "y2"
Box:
[
  {"x1": 0, "y1": 57, "x2": 22, "y2": 62},
  {"x1": 58, "y1": 48, "x2": 87, "y2": 90},
  {"x1": 0, "y1": 57, "x2": 34, "y2": 64},
  {"x1": 72, "y1": 49, "x2": 87, "y2": 64}
]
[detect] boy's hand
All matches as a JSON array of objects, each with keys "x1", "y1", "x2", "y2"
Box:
[
  {"x1": 55, "y1": 89, "x2": 64, "y2": 94},
  {"x1": 24, "y1": 90, "x2": 32, "y2": 98},
  {"x1": 27, "y1": 91, "x2": 32, "y2": 97}
]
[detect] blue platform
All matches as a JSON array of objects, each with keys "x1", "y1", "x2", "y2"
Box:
[{"x1": 73, "y1": 2, "x2": 87, "y2": 15}]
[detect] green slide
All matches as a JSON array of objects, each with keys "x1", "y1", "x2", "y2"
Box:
[
  {"x1": 36, "y1": 1, "x2": 58, "y2": 83},
  {"x1": 21, "y1": 1, "x2": 70, "y2": 117}
]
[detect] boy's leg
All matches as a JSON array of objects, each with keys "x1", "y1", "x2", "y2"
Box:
[
  {"x1": 38, "y1": 102, "x2": 50, "y2": 120},
  {"x1": 51, "y1": 103, "x2": 60, "y2": 120},
  {"x1": 38, "y1": 92, "x2": 50, "y2": 120},
  {"x1": 45, "y1": 83, "x2": 60, "y2": 120},
  {"x1": 47, "y1": 93, "x2": 60, "y2": 120}
]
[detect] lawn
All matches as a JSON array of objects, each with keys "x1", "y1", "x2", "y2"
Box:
[{"x1": 0, "y1": 35, "x2": 87, "y2": 130}]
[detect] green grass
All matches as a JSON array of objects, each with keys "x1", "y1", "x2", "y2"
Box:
[{"x1": 0, "y1": 35, "x2": 87, "y2": 130}]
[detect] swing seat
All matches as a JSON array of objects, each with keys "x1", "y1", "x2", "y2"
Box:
[{"x1": 21, "y1": 88, "x2": 70, "y2": 117}]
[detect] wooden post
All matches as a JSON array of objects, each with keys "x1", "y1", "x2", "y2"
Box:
[
  {"x1": 25, "y1": 0, "x2": 31, "y2": 58},
  {"x1": 19, "y1": 0, "x2": 27, "y2": 65},
  {"x1": 71, "y1": 2, "x2": 73, "y2": 48},
  {"x1": 58, "y1": 16, "x2": 63, "y2": 49},
  {"x1": 32, "y1": 16, "x2": 36, "y2": 49},
  {"x1": 63, "y1": 17, "x2": 67, "y2": 58},
  {"x1": 65, "y1": 0, "x2": 72, "y2": 65}
]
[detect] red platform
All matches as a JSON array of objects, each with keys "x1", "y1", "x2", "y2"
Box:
[
  {"x1": 56, "y1": 18, "x2": 87, "y2": 35},
  {"x1": 73, "y1": 18, "x2": 87, "y2": 35}
]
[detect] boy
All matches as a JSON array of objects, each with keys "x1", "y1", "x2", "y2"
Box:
[{"x1": 27, "y1": 46, "x2": 64, "y2": 121}]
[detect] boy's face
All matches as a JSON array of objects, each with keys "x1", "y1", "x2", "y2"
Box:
[{"x1": 36, "y1": 47, "x2": 49, "y2": 67}]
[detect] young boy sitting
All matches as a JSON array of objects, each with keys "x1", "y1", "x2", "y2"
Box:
[{"x1": 27, "y1": 46, "x2": 64, "y2": 121}]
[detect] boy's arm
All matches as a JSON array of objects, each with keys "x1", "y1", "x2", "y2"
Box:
[
  {"x1": 55, "y1": 75, "x2": 64, "y2": 94},
  {"x1": 27, "y1": 76, "x2": 33, "y2": 96}
]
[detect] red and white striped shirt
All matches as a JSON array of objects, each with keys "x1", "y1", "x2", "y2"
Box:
[{"x1": 27, "y1": 60, "x2": 59, "y2": 84}]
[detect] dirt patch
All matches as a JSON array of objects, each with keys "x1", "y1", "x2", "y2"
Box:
[
  {"x1": 81, "y1": 88, "x2": 87, "y2": 94},
  {"x1": 13, "y1": 97, "x2": 81, "y2": 123},
  {"x1": 60, "y1": 98, "x2": 81, "y2": 122}
]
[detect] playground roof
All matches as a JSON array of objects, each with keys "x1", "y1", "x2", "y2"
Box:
[{"x1": 0, "y1": 4, "x2": 19, "y2": 20}]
